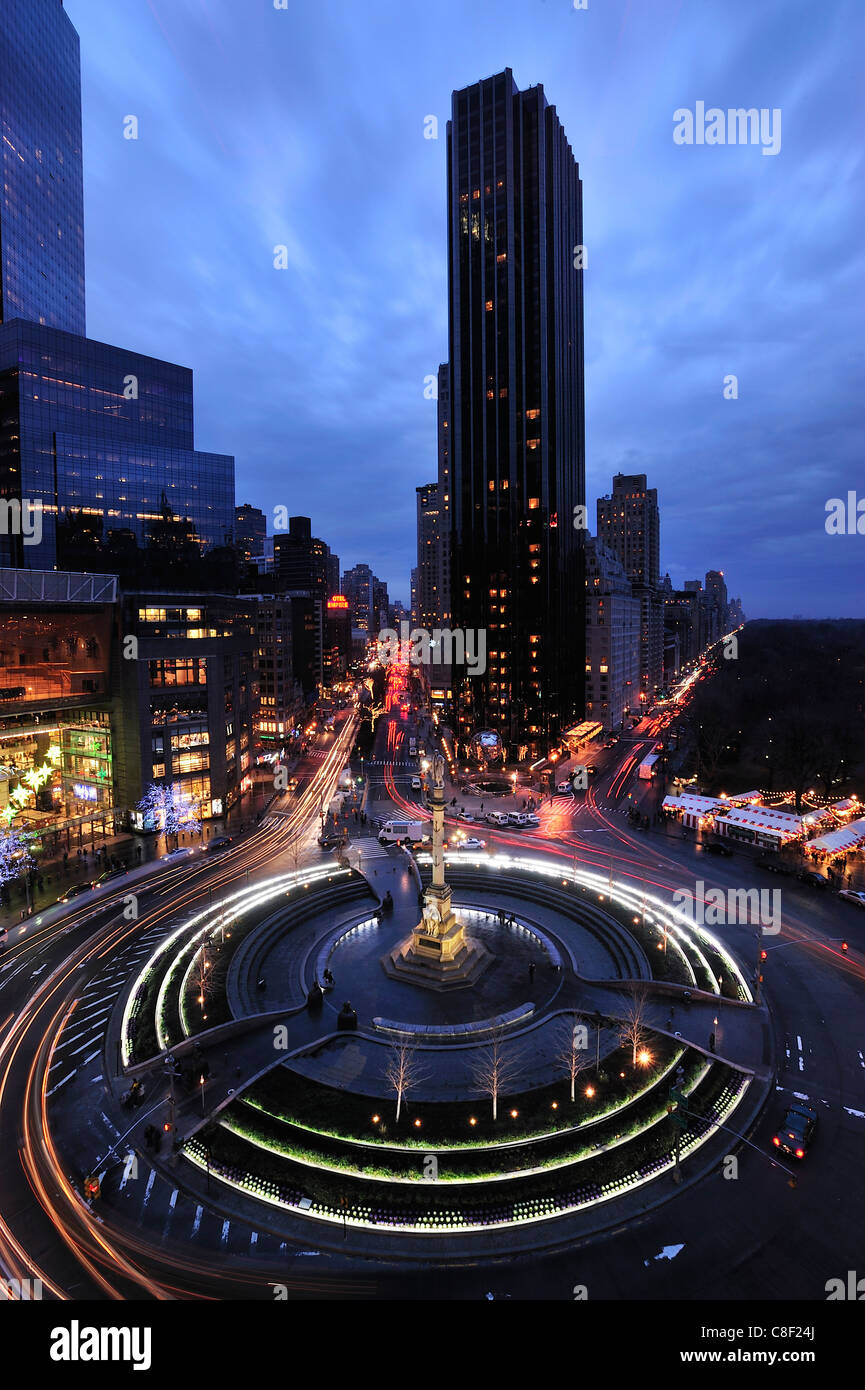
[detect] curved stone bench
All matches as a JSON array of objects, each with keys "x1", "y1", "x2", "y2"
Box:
[
  {"x1": 432, "y1": 866, "x2": 650, "y2": 982},
  {"x1": 314, "y1": 916, "x2": 381, "y2": 987},
  {"x1": 371, "y1": 1002, "x2": 534, "y2": 1039},
  {"x1": 228, "y1": 877, "x2": 376, "y2": 1017}
]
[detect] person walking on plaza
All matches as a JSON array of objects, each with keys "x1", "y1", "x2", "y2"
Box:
[{"x1": 528, "y1": 961, "x2": 536, "y2": 984}]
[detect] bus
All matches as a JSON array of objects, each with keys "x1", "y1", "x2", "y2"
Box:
[{"x1": 408, "y1": 736, "x2": 417, "y2": 757}]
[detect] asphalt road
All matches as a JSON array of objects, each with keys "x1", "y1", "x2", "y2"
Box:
[{"x1": 1, "y1": 687, "x2": 862, "y2": 1301}]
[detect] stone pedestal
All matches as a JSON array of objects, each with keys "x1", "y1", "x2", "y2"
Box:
[
  {"x1": 383, "y1": 884, "x2": 493, "y2": 991},
  {"x1": 382, "y1": 752, "x2": 494, "y2": 990}
]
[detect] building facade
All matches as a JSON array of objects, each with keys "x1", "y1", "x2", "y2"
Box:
[
  {"x1": 0, "y1": 568, "x2": 117, "y2": 849},
  {"x1": 0, "y1": 0, "x2": 86, "y2": 336},
  {"x1": 235, "y1": 504, "x2": 267, "y2": 561},
  {"x1": 437, "y1": 363, "x2": 452, "y2": 623},
  {"x1": 584, "y1": 538, "x2": 640, "y2": 730},
  {"x1": 447, "y1": 69, "x2": 586, "y2": 755},
  {"x1": 596, "y1": 473, "x2": 663, "y2": 705},
  {"x1": 114, "y1": 593, "x2": 258, "y2": 821},
  {"x1": 415, "y1": 481, "x2": 442, "y2": 629},
  {"x1": 253, "y1": 596, "x2": 302, "y2": 749}
]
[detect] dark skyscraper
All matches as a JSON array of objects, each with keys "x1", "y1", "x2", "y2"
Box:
[
  {"x1": 0, "y1": 0, "x2": 86, "y2": 335},
  {"x1": 446, "y1": 69, "x2": 585, "y2": 755},
  {"x1": 437, "y1": 363, "x2": 451, "y2": 624},
  {"x1": 416, "y1": 481, "x2": 442, "y2": 629},
  {"x1": 596, "y1": 474, "x2": 660, "y2": 589},
  {"x1": 596, "y1": 473, "x2": 663, "y2": 703}
]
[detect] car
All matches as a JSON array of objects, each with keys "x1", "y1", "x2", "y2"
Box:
[
  {"x1": 524, "y1": 813, "x2": 540, "y2": 827},
  {"x1": 838, "y1": 889, "x2": 865, "y2": 909},
  {"x1": 798, "y1": 870, "x2": 829, "y2": 890},
  {"x1": 318, "y1": 831, "x2": 345, "y2": 850},
  {"x1": 556, "y1": 780, "x2": 574, "y2": 794},
  {"x1": 164, "y1": 846, "x2": 198, "y2": 861},
  {"x1": 94, "y1": 866, "x2": 128, "y2": 884},
  {"x1": 58, "y1": 881, "x2": 95, "y2": 902},
  {"x1": 585, "y1": 765, "x2": 597, "y2": 776},
  {"x1": 206, "y1": 835, "x2": 233, "y2": 854},
  {"x1": 451, "y1": 836, "x2": 486, "y2": 851},
  {"x1": 410, "y1": 776, "x2": 422, "y2": 790},
  {"x1": 702, "y1": 839, "x2": 733, "y2": 857},
  {"x1": 485, "y1": 810, "x2": 511, "y2": 827},
  {"x1": 772, "y1": 1101, "x2": 818, "y2": 1159},
  {"x1": 457, "y1": 811, "x2": 476, "y2": 823},
  {"x1": 757, "y1": 856, "x2": 787, "y2": 874}
]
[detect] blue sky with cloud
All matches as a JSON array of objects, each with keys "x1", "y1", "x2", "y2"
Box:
[{"x1": 65, "y1": 0, "x2": 864, "y2": 615}]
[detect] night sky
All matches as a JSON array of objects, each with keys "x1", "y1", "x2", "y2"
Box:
[{"x1": 64, "y1": 0, "x2": 864, "y2": 617}]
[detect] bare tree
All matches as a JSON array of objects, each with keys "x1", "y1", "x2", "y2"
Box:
[
  {"x1": 557, "y1": 1014, "x2": 593, "y2": 1102},
  {"x1": 470, "y1": 1029, "x2": 524, "y2": 1121},
  {"x1": 384, "y1": 1041, "x2": 428, "y2": 1123},
  {"x1": 190, "y1": 945, "x2": 212, "y2": 1013},
  {"x1": 616, "y1": 986, "x2": 652, "y2": 1066}
]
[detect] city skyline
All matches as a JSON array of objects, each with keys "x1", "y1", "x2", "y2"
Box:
[{"x1": 62, "y1": 0, "x2": 864, "y2": 616}]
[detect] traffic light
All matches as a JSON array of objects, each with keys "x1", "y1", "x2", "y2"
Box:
[
  {"x1": 841, "y1": 941, "x2": 849, "y2": 954},
  {"x1": 760, "y1": 949, "x2": 768, "y2": 961},
  {"x1": 84, "y1": 1173, "x2": 100, "y2": 1201},
  {"x1": 163, "y1": 1121, "x2": 172, "y2": 1133}
]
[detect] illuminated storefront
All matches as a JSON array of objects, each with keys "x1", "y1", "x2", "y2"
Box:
[{"x1": 0, "y1": 571, "x2": 118, "y2": 848}]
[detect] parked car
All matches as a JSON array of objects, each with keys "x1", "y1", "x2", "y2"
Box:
[
  {"x1": 798, "y1": 870, "x2": 829, "y2": 890},
  {"x1": 58, "y1": 881, "x2": 95, "y2": 903},
  {"x1": 585, "y1": 765, "x2": 597, "y2": 776},
  {"x1": 838, "y1": 889, "x2": 865, "y2": 909},
  {"x1": 772, "y1": 1101, "x2": 818, "y2": 1159},
  {"x1": 458, "y1": 811, "x2": 476, "y2": 823},
  {"x1": 507, "y1": 811, "x2": 531, "y2": 827},
  {"x1": 524, "y1": 813, "x2": 540, "y2": 827},
  {"x1": 206, "y1": 836, "x2": 233, "y2": 854},
  {"x1": 485, "y1": 810, "x2": 511, "y2": 827},
  {"x1": 702, "y1": 839, "x2": 733, "y2": 857}
]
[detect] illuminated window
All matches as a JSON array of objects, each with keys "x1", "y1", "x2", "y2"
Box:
[
  {"x1": 526, "y1": 408, "x2": 540, "y2": 420},
  {"x1": 528, "y1": 498, "x2": 540, "y2": 510},
  {"x1": 485, "y1": 300, "x2": 493, "y2": 311}
]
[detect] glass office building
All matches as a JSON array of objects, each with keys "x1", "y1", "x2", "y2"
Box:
[
  {"x1": 0, "y1": 0, "x2": 86, "y2": 335},
  {"x1": 0, "y1": 319, "x2": 235, "y2": 568}
]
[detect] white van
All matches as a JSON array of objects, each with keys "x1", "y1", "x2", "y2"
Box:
[
  {"x1": 508, "y1": 811, "x2": 530, "y2": 827},
  {"x1": 485, "y1": 810, "x2": 511, "y2": 827},
  {"x1": 378, "y1": 820, "x2": 429, "y2": 845}
]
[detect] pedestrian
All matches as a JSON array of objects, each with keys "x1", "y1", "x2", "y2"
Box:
[{"x1": 528, "y1": 962, "x2": 536, "y2": 984}]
